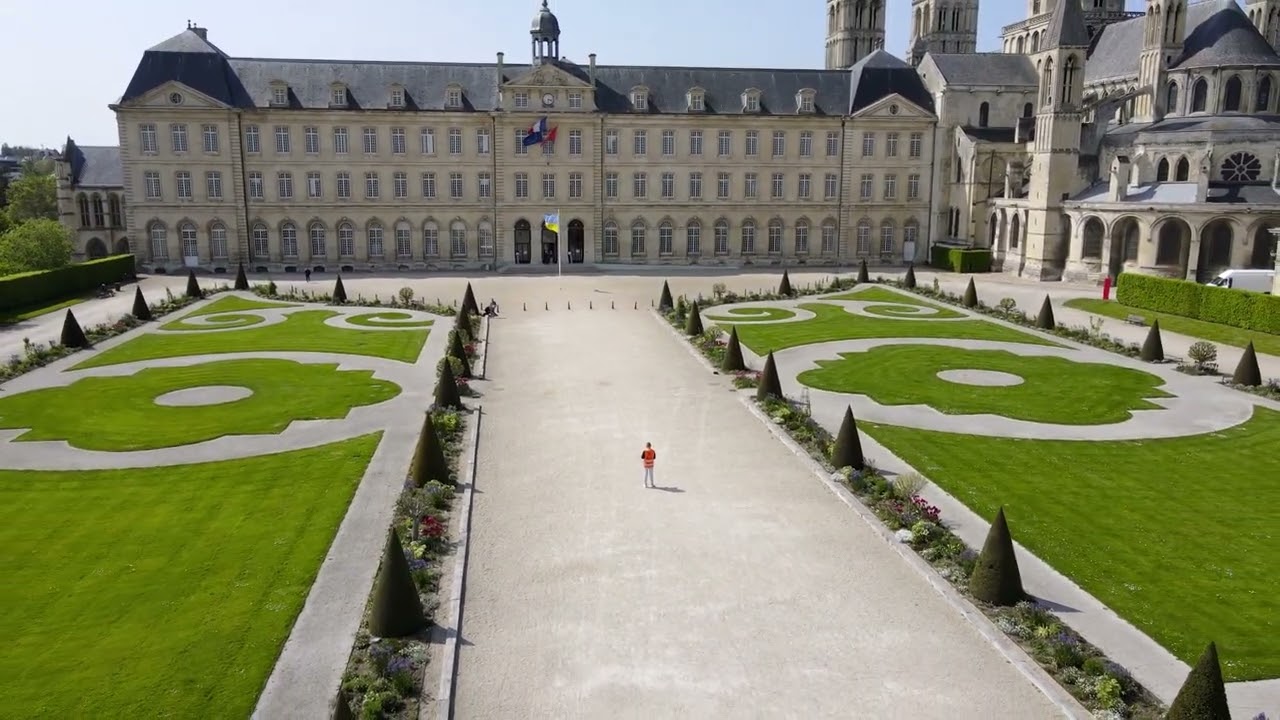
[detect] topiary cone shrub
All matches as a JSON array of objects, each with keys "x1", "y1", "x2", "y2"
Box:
[
  {"x1": 448, "y1": 331, "x2": 472, "y2": 378},
  {"x1": 778, "y1": 270, "x2": 794, "y2": 296},
  {"x1": 234, "y1": 262, "x2": 249, "y2": 290},
  {"x1": 1139, "y1": 319, "x2": 1165, "y2": 362},
  {"x1": 721, "y1": 326, "x2": 746, "y2": 372},
  {"x1": 831, "y1": 406, "x2": 865, "y2": 471},
  {"x1": 1035, "y1": 295, "x2": 1056, "y2": 330},
  {"x1": 756, "y1": 351, "x2": 783, "y2": 401},
  {"x1": 857, "y1": 259, "x2": 869, "y2": 284},
  {"x1": 962, "y1": 278, "x2": 978, "y2": 308},
  {"x1": 1231, "y1": 341, "x2": 1262, "y2": 387},
  {"x1": 1166, "y1": 642, "x2": 1231, "y2": 720},
  {"x1": 332, "y1": 686, "x2": 355, "y2": 720},
  {"x1": 368, "y1": 530, "x2": 426, "y2": 638},
  {"x1": 185, "y1": 269, "x2": 202, "y2": 299},
  {"x1": 434, "y1": 358, "x2": 464, "y2": 410},
  {"x1": 685, "y1": 301, "x2": 704, "y2": 335},
  {"x1": 968, "y1": 507, "x2": 1026, "y2": 606},
  {"x1": 455, "y1": 305, "x2": 473, "y2": 341},
  {"x1": 60, "y1": 309, "x2": 89, "y2": 348},
  {"x1": 462, "y1": 282, "x2": 480, "y2": 315},
  {"x1": 411, "y1": 414, "x2": 453, "y2": 487},
  {"x1": 333, "y1": 276, "x2": 348, "y2": 304},
  {"x1": 131, "y1": 286, "x2": 152, "y2": 321},
  {"x1": 903, "y1": 263, "x2": 917, "y2": 289},
  {"x1": 658, "y1": 280, "x2": 674, "y2": 311}
]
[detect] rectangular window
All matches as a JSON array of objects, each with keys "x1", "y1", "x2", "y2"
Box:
[
  {"x1": 304, "y1": 126, "x2": 320, "y2": 154},
  {"x1": 274, "y1": 125, "x2": 290, "y2": 153},
  {"x1": 822, "y1": 223, "x2": 837, "y2": 254},
  {"x1": 824, "y1": 173, "x2": 838, "y2": 200},
  {"x1": 568, "y1": 129, "x2": 582, "y2": 156},
  {"x1": 365, "y1": 172, "x2": 380, "y2": 199},
  {"x1": 795, "y1": 223, "x2": 810, "y2": 254},
  {"x1": 881, "y1": 224, "x2": 895, "y2": 254},
  {"x1": 857, "y1": 222, "x2": 871, "y2": 254},
  {"x1": 143, "y1": 171, "x2": 162, "y2": 199},
  {"x1": 334, "y1": 127, "x2": 349, "y2": 154},
  {"x1": 771, "y1": 131, "x2": 785, "y2": 158},
  {"x1": 424, "y1": 225, "x2": 439, "y2": 256},
  {"x1": 362, "y1": 127, "x2": 377, "y2": 154},
  {"x1": 140, "y1": 124, "x2": 158, "y2": 154},
  {"x1": 603, "y1": 224, "x2": 619, "y2": 255},
  {"x1": 175, "y1": 171, "x2": 192, "y2": 199},
  {"x1": 243, "y1": 125, "x2": 259, "y2": 154},
  {"x1": 331, "y1": 87, "x2": 346, "y2": 106},
  {"x1": 421, "y1": 172, "x2": 437, "y2": 199},
  {"x1": 907, "y1": 173, "x2": 921, "y2": 200},
  {"x1": 744, "y1": 172, "x2": 758, "y2": 199},
  {"x1": 659, "y1": 224, "x2": 673, "y2": 256},
  {"x1": 826, "y1": 130, "x2": 839, "y2": 157},
  {"x1": 450, "y1": 172, "x2": 463, "y2": 199},
  {"x1": 247, "y1": 171, "x2": 263, "y2": 200},
  {"x1": 686, "y1": 223, "x2": 701, "y2": 256},
  {"x1": 768, "y1": 223, "x2": 783, "y2": 254},
  {"x1": 542, "y1": 138, "x2": 555, "y2": 156},
  {"x1": 605, "y1": 129, "x2": 619, "y2": 155},
  {"x1": 883, "y1": 174, "x2": 898, "y2": 200},
  {"x1": 170, "y1": 124, "x2": 188, "y2": 153},
  {"x1": 568, "y1": 91, "x2": 583, "y2": 109},
  {"x1": 770, "y1": 172, "x2": 784, "y2": 199},
  {"x1": 661, "y1": 129, "x2": 675, "y2": 156},
  {"x1": 633, "y1": 172, "x2": 647, "y2": 198},
  {"x1": 714, "y1": 222, "x2": 729, "y2": 254},
  {"x1": 717, "y1": 172, "x2": 730, "y2": 199},
  {"x1": 909, "y1": 132, "x2": 923, "y2": 158},
  {"x1": 448, "y1": 127, "x2": 462, "y2": 155},
  {"x1": 688, "y1": 172, "x2": 703, "y2": 200},
  {"x1": 542, "y1": 172, "x2": 556, "y2": 199},
  {"x1": 799, "y1": 131, "x2": 813, "y2": 157},
  {"x1": 336, "y1": 172, "x2": 351, "y2": 199},
  {"x1": 514, "y1": 91, "x2": 529, "y2": 108},
  {"x1": 272, "y1": 86, "x2": 288, "y2": 105},
  {"x1": 396, "y1": 226, "x2": 412, "y2": 258},
  {"x1": 206, "y1": 171, "x2": 223, "y2": 200},
  {"x1": 202, "y1": 124, "x2": 219, "y2": 153},
  {"x1": 446, "y1": 88, "x2": 462, "y2": 108},
  {"x1": 860, "y1": 173, "x2": 874, "y2": 200},
  {"x1": 450, "y1": 225, "x2": 466, "y2": 256},
  {"x1": 394, "y1": 171, "x2": 408, "y2": 199},
  {"x1": 307, "y1": 171, "x2": 322, "y2": 199},
  {"x1": 515, "y1": 130, "x2": 528, "y2": 155},
  {"x1": 634, "y1": 130, "x2": 647, "y2": 156},
  {"x1": 477, "y1": 128, "x2": 491, "y2": 155},
  {"x1": 798, "y1": 173, "x2": 812, "y2": 199},
  {"x1": 478, "y1": 172, "x2": 492, "y2": 199},
  {"x1": 717, "y1": 130, "x2": 731, "y2": 157},
  {"x1": 605, "y1": 172, "x2": 618, "y2": 199},
  {"x1": 569, "y1": 172, "x2": 583, "y2": 198},
  {"x1": 887, "y1": 132, "x2": 900, "y2": 158},
  {"x1": 861, "y1": 132, "x2": 875, "y2": 157},
  {"x1": 391, "y1": 127, "x2": 407, "y2": 155},
  {"x1": 689, "y1": 130, "x2": 703, "y2": 156},
  {"x1": 277, "y1": 171, "x2": 293, "y2": 199},
  {"x1": 390, "y1": 88, "x2": 405, "y2": 107},
  {"x1": 745, "y1": 130, "x2": 759, "y2": 157},
  {"x1": 514, "y1": 172, "x2": 529, "y2": 199},
  {"x1": 660, "y1": 172, "x2": 674, "y2": 199},
  {"x1": 420, "y1": 128, "x2": 435, "y2": 154}
]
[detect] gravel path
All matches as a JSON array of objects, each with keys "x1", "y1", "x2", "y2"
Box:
[{"x1": 452, "y1": 310, "x2": 1064, "y2": 719}]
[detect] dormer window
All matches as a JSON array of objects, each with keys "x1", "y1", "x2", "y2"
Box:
[
  {"x1": 389, "y1": 86, "x2": 405, "y2": 108},
  {"x1": 270, "y1": 83, "x2": 289, "y2": 107},
  {"x1": 796, "y1": 89, "x2": 816, "y2": 113},
  {"x1": 330, "y1": 85, "x2": 348, "y2": 107},
  {"x1": 631, "y1": 88, "x2": 649, "y2": 111},
  {"x1": 687, "y1": 88, "x2": 705, "y2": 112},
  {"x1": 446, "y1": 85, "x2": 463, "y2": 109},
  {"x1": 742, "y1": 89, "x2": 761, "y2": 113}
]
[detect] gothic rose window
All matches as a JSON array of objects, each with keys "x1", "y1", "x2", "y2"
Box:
[{"x1": 1220, "y1": 152, "x2": 1261, "y2": 183}]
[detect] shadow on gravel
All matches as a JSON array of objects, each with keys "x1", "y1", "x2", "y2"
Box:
[{"x1": 651, "y1": 486, "x2": 684, "y2": 493}]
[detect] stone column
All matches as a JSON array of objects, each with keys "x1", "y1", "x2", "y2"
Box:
[{"x1": 1185, "y1": 236, "x2": 1202, "y2": 281}]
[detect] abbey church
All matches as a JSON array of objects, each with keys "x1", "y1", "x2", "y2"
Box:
[{"x1": 57, "y1": 0, "x2": 1280, "y2": 282}]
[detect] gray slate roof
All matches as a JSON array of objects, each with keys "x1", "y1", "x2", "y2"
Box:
[
  {"x1": 925, "y1": 53, "x2": 1038, "y2": 88},
  {"x1": 62, "y1": 139, "x2": 122, "y2": 188},
  {"x1": 122, "y1": 28, "x2": 931, "y2": 117},
  {"x1": 1042, "y1": 0, "x2": 1091, "y2": 50}
]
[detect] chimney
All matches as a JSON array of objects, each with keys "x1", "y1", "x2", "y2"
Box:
[
  {"x1": 496, "y1": 51, "x2": 505, "y2": 87},
  {"x1": 588, "y1": 53, "x2": 597, "y2": 87},
  {"x1": 191, "y1": 24, "x2": 207, "y2": 41},
  {"x1": 1109, "y1": 155, "x2": 1131, "y2": 202}
]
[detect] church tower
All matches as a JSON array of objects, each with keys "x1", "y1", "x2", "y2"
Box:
[
  {"x1": 1246, "y1": 0, "x2": 1280, "y2": 53},
  {"x1": 826, "y1": 0, "x2": 886, "y2": 70},
  {"x1": 1134, "y1": 0, "x2": 1185, "y2": 122},
  {"x1": 908, "y1": 0, "x2": 980, "y2": 67},
  {"x1": 1023, "y1": 0, "x2": 1090, "y2": 280}
]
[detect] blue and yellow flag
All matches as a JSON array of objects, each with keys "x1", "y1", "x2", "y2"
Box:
[{"x1": 543, "y1": 213, "x2": 560, "y2": 234}]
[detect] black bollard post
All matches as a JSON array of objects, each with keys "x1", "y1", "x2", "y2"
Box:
[
  {"x1": 568, "y1": 301, "x2": 571, "y2": 310},
  {"x1": 589, "y1": 301, "x2": 592, "y2": 309},
  {"x1": 523, "y1": 302, "x2": 526, "y2": 311},
  {"x1": 611, "y1": 300, "x2": 615, "y2": 309},
  {"x1": 545, "y1": 301, "x2": 548, "y2": 310},
  {"x1": 634, "y1": 301, "x2": 638, "y2": 309},
  {"x1": 453, "y1": 299, "x2": 457, "y2": 307}
]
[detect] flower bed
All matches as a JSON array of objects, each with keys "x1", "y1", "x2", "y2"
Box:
[
  {"x1": 338, "y1": 408, "x2": 468, "y2": 719},
  {"x1": 253, "y1": 282, "x2": 458, "y2": 316}
]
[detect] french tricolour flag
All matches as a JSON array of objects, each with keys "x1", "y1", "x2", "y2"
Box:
[{"x1": 522, "y1": 117, "x2": 558, "y2": 146}]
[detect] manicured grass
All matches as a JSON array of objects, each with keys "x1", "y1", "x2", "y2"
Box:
[
  {"x1": 826, "y1": 286, "x2": 968, "y2": 318},
  {"x1": 704, "y1": 306, "x2": 799, "y2": 322},
  {"x1": 717, "y1": 301, "x2": 1057, "y2": 353},
  {"x1": 1065, "y1": 297, "x2": 1280, "y2": 357},
  {"x1": 184, "y1": 295, "x2": 299, "y2": 317},
  {"x1": 0, "y1": 294, "x2": 88, "y2": 325},
  {"x1": 863, "y1": 409, "x2": 1280, "y2": 681},
  {"x1": 0, "y1": 359, "x2": 400, "y2": 451},
  {"x1": 163, "y1": 312, "x2": 267, "y2": 330},
  {"x1": 76, "y1": 310, "x2": 430, "y2": 368},
  {"x1": 346, "y1": 311, "x2": 433, "y2": 328},
  {"x1": 0, "y1": 434, "x2": 381, "y2": 718},
  {"x1": 800, "y1": 345, "x2": 1171, "y2": 425}
]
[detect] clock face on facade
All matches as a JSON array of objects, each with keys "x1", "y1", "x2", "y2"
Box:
[
  {"x1": 542, "y1": 92, "x2": 555, "y2": 107},
  {"x1": 168, "y1": 92, "x2": 184, "y2": 105}
]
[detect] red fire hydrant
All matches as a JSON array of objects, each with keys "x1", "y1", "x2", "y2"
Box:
[{"x1": 1102, "y1": 275, "x2": 1113, "y2": 300}]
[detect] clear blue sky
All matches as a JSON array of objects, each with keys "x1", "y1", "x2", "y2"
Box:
[{"x1": 2, "y1": 0, "x2": 1156, "y2": 148}]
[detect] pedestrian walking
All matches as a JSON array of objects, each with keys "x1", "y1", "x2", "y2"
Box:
[
  {"x1": 640, "y1": 442, "x2": 657, "y2": 488},
  {"x1": 304, "y1": 268, "x2": 312, "y2": 282}
]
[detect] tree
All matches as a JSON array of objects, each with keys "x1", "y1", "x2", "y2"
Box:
[
  {"x1": 1232, "y1": 341, "x2": 1262, "y2": 387},
  {"x1": 185, "y1": 269, "x2": 202, "y2": 298},
  {"x1": 658, "y1": 280, "x2": 674, "y2": 311},
  {"x1": 368, "y1": 530, "x2": 426, "y2": 638},
  {"x1": 410, "y1": 414, "x2": 452, "y2": 487},
  {"x1": 462, "y1": 282, "x2": 480, "y2": 315},
  {"x1": 756, "y1": 351, "x2": 784, "y2": 401},
  {"x1": 234, "y1": 263, "x2": 249, "y2": 290},
  {"x1": 332, "y1": 276, "x2": 347, "y2": 303},
  {"x1": 903, "y1": 263, "x2": 917, "y2": 289},
  {"x1": 721, "y1": 326, "x2": 746, "y2": 372},
  {"x1": 685, "y1": 300, "x2": 704, "y2": 335},
  {"x1": 60, "y1": 309, "x2": 88, "y2": 348},
  {"x1": 1139, "y1": 320, "x2": 1164, "y2": 362},
  {"x1": 968, "y1": 507, "x2": 1025, "y2": 606},
  {"x1": 1166, "y1": 642, "x2": 1231, "y2": 720},
  {"x1": 856, "y1": 259, "x2": 869, "y2": 284},
  {"x1": 0, "y1": 218, "x2": 72, "y2": 274},
  {"x1": 434, "y1": 358, "x2": 463, "y2": 410},
  {"x1": 1, "y1": 167, "x2": 57, "y2": 225},
  {"x1": 831, "y1": 406, "x2": 865, "y2": 471},
  {"x1": 778, "y1": 269, "x2": 793, "y2": 296},
  {"x1": 131, "y1": 286, "x2": 152, "y2": 321},
  {"x1": 448, "y1": 330, "x2": 472, "y2": 378},
  {"x1": 962, "y1": 278, "x2": 978, "y2": 308},
  {"x1": 1035, "y1": 295, "x2": 1056, "y2": 330}
]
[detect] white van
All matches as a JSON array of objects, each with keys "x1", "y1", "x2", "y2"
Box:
[{"x1": 1207, "y1": 269, "x2": 1275, "y2": 293}]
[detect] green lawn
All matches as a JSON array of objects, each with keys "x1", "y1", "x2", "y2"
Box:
[
  {"x1": 0, "y1": 359, "x2": 400, "y2": 451},
  {"x1": 863, "y1": 409, "x2": 1280, "y2": 681},
  {"x1": 346, "y1": 311, "x2": 433, "y2": 328},
  {"x1": 800, "y1": 345, "x2": 1171, "y2": 425},
  {"x1": 76, "y1": 310, "x2": 431, "y2": 368},
  {"x1": 0, "y1": 434, "x2": 381, "y2": 717},
  {"x1": 0, "y1": 295, "x2": 88, "y2": 326},
  {"x1": 1065, "y1": 297, "x2": 1280, "y2": 357},
  {"x1": 183, "y1": 295, "x2": 300, "y2": 317}
]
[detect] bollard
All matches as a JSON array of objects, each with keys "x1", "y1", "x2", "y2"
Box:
[
  {"x1": 611, "y1": 300, "x2": 615, "y2": 309},
  {"x1": 589, "y1": 301, "x2": 593, "y2": 309},
  {"x1": 545, "y1": 301, "x2": 549, "y2": 310},
  {"x1": 452, "y1": 299, "x2": 457, "y2": 307},
  {"x1": 568, "y1": 301, "x2": 572, "y2": 310},
  {"x1": 634, "y1": 301, "x2": 638, "y2": 309},
  {"x1": 523, "y1": 302, "x2": 527, "y2": 311}
]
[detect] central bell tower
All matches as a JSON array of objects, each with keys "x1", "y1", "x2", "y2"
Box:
[{"x1": 826, "y1": 0, "x2": 886, "y2": 70}]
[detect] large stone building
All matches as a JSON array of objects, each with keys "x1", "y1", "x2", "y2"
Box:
[{"x1": 58, "y1": 0, "x2": 1280, "y2": 281}]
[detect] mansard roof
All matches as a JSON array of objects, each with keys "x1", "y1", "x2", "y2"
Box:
[
  {"x1": 61, "y1": 139, "x2": 122, "y2": 188},
  {"x1": 847, "y1": 49, "x2": 934, "y2": 114}
]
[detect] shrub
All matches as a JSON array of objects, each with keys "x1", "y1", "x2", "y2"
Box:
[
  {"x1": 185, "y1": 269, "x2": 202, "y2": 299},
  {"x1": 461, "y1": 282, "x2": 479, "y2": 315},
  {"x1": 721, "y1": 326, "x2": 746, "y2": 372},
  {"x1": 891, "y1": 472, "x2": 926, "y2": 500},
  {"x1": 685, "y1": 301, "x2": 704, "y2": 335},
  {"x1": 931, "y1": 246, "x2": 992, "y2": 273},
  {"x1": 434, "y1": 360, "x2": 463, "y2": 410},
  {"x1": 333, "y1": 276, "x2": 348, "y2": 304},
  {"x1": 1187, "y1": 341, "x2": 1218, "y2": 370},
  {"x1": 60, "y1": 309, "x2": 88, "y2": 348},
  {"x1": 658, "y1": 280, "x2": 674, "y2": 311},
  {"x1": 1166, "y1": 642, "x2": 1231, "y2": 720},
  {"x1": 1035, "y1": 295, "x2": 1056, "y2": 330},
  {"x1": 410, "y1": 414, "x2": 453, "y2": 487},
  {"x1": 962, "y1": 278, "x2": 978, "y2": 308},
  {"x1": 368, "y1": 530, "x2": 426, "y2": 638},
  {"x1": 398, "y1": 286, "x2": 415, "y2": 305},
  {"x1": 1139, "y1": 319, "x2": 1164, "y2": 362},
  {"x1": 1232, "y1": 341, "x2": 1263, "y2": 387},
  {"x1": 778, "y1": 270, "x2": 793, "y2": 296},
  {"x1": 830, "y1": 406, "x2": 865, "y2": 471},
  {"x1": 131, "y1": 286, "x2": 152, "y2": 321},
  {"x1": 903, "y1": 263, "x2": 917, "y2": 289},
  {"x1": 0, "y1": 254, "x2": 135, "y2": 313},
  {"x1": 969, "y1": 507, "x2": 1025, "y2": 606},
  {"x1": 1117, "y1": 272, "x2": 1280, "y2": 334},
  {"x1": 856, "y1": 259, "x2": 869, "y2": 284},
  {"x1": 756, "y1": 351, "x2": 783, "y2": 401},
  {"x1": 234, "y1": 263, "x2": 249, "y2": 290}
]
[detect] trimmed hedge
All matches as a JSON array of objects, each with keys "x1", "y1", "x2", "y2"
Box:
[
  {"x1": 1116, "y1": 272, "x2": 1280, "y2": 335},
  {"x1": 930, "y1": 246, "x2": 992, "y2": 273},
  {"x1": 0, "y1": 254, "x2": 135, "y2": 313}
]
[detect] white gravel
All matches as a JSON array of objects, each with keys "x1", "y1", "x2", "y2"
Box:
[
  {"x1": 935, "y1": 369, "x2": 1025, "y2": 387},
  {"x1": 153, "y1": 385, "x2": 253, "y2": 406}
]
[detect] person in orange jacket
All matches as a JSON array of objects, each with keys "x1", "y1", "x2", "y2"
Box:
[{"x1": 640, "y1": 442, "x2": 657, "y2": 488}]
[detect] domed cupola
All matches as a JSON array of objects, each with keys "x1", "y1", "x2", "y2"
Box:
[{"x1": 530, "y1": 0, "x2": 561, "y2": 63}]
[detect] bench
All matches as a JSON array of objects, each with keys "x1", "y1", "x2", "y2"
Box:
[{"x1": 1124, "y1": 314, "x2": 1146, "y2": 327}]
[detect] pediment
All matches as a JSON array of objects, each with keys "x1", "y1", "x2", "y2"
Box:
[
  {"x1": 853, "y1": 93, "x2": 934, "y2": 120},
  {"x1": 505, "y1": 65, "x2": 591, "y2": 89},
  {"x1": 125, "y1": 81, "x2": 230, "y2": 110}
]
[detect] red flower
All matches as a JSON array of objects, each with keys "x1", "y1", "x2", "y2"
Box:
[{"x1": 420, "y1": 515, "x2": 446, "y2": 539}]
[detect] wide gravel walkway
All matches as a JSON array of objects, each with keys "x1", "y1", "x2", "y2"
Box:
[{"x1": 453, "y1": 309, "x2": 1062, "y2": 719}]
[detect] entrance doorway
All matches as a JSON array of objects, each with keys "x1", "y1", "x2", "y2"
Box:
[
  {"x1": 567, "y1": 219, "x2": 585, "y2": 264},
  {"x1": 514, "y1": 219, "x2": 532, "y2": 264},
  {"x1": 541, "y1": 222, "x2": 558, "y2": 264}
]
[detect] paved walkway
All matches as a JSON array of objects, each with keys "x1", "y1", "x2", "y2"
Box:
[{"x1": 453, "y1": 310, "x2": 1068, "y2": 719}]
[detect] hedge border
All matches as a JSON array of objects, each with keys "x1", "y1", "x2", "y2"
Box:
[
  {"x1": 1116, "y1": 272, "x2": 1280, "y2": 335},
  {"x1": 0, "y1": 254, "x2": 136, "y2": 313}
]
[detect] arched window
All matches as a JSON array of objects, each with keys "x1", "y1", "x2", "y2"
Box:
[
  {"x1": 767, "y1": 219, "x2": 784, "y2": 254},
  {"x1": 338, "y1": 222, "x2": 355, "y2": 258},
  {"x1": 602, "y1": 221, "x2": 619, "y2": 256},
  {"x1": 395, "y1": 221, "x2": 412, "y2": 258},
  {"x1": 658, "y1": 221, "x2": 674, "y2": 256},
  {"x1": 713, "y1": 219, "x2": 729, "y2": 254},
  {"x1": 309, "y1": 222, "x2": 327, "y2": 258},
  {"x1": 685, "y1": 219, "x2": 702, "y2": 256},
  {"x1": 630, "y1": 220, "x2": 646, "y2": 256},
  {"x1": 1023, "y1": 102, "x2": 1033, "y2": 118},
  {"x1": 1191, "y1": 77, "x2": 1208, "y2": 112},
  {"x1": 149, "y1": 222, "x2": 168, "y2": 260},
  {"x1": 856, "y1": 218, "x2": 872, "y2": 254},
  {"x1": 1031, "y1": 31, "x2": 1040, "y2": 53},
  {"x1": 879, "y1": 220, "x2": 896, "y2": 255},
  {"x1": 978, "y1": 102, "x2": 990, "y2": 128},
  {"x1": 251, "y1": 222, "x2": 269, "y2": 258},
  {"x1": 1061, "y1": 55, "x2": 1078, "y2": 104},
  {"x1": 281, "y1": 221, "x2": 298, "y2": 259},
  {"x1": 1157, "y1": 158, "x2": 1170, "y2": 181},
  {"x1": 740, "y1": 219, "x2": 756, "y2": 254},
  {"x1": 179, "y1": 221, "x2": 198, "y2": 260},
  {"x1": 1041, "y1": 59, "x2": 1054, "y2": 106},
  {"x1": 1015, "y1": 36, "x2": 1025, "y2": 54},
  {"x1": 367, "y1": 221, "x2": 385, "y2": 258},
  {"x1": 108, "y1": 194, "x2": 123, "y2": 228},
  {"x1": 76, "y1": 194, "x2": 90, "y2": 227},
  {"x1": 821, "y1": 220, "x2": 837, "y2": 254},
  {"x1": 794, "y1": 219, "x2": 810, "y2": 254},
  {"x1": 449, "y1": 220, "x2": 467, "y2": 257},
  {"x1": 1258, "y1": 76, "x2": 1273, "y2": 113},
  {"x1": 1223, "y1": 75, "x2": 1243, "y2": 112},
  {"x1": 423, "y1": 221, "x2": 439, "y2": 257},
  {"x1": 210, "y1": 221, "x2": 229, "y2": 259},
  {"x1": 478, "y1": 222, "x2": 494, "y2": 258},
  {"x1": 1166, "y1": 81, "x2": 1179, "y2": 114},
  {"x1": 91, "y1": 194, "x2": 106, "y2": 227}
]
